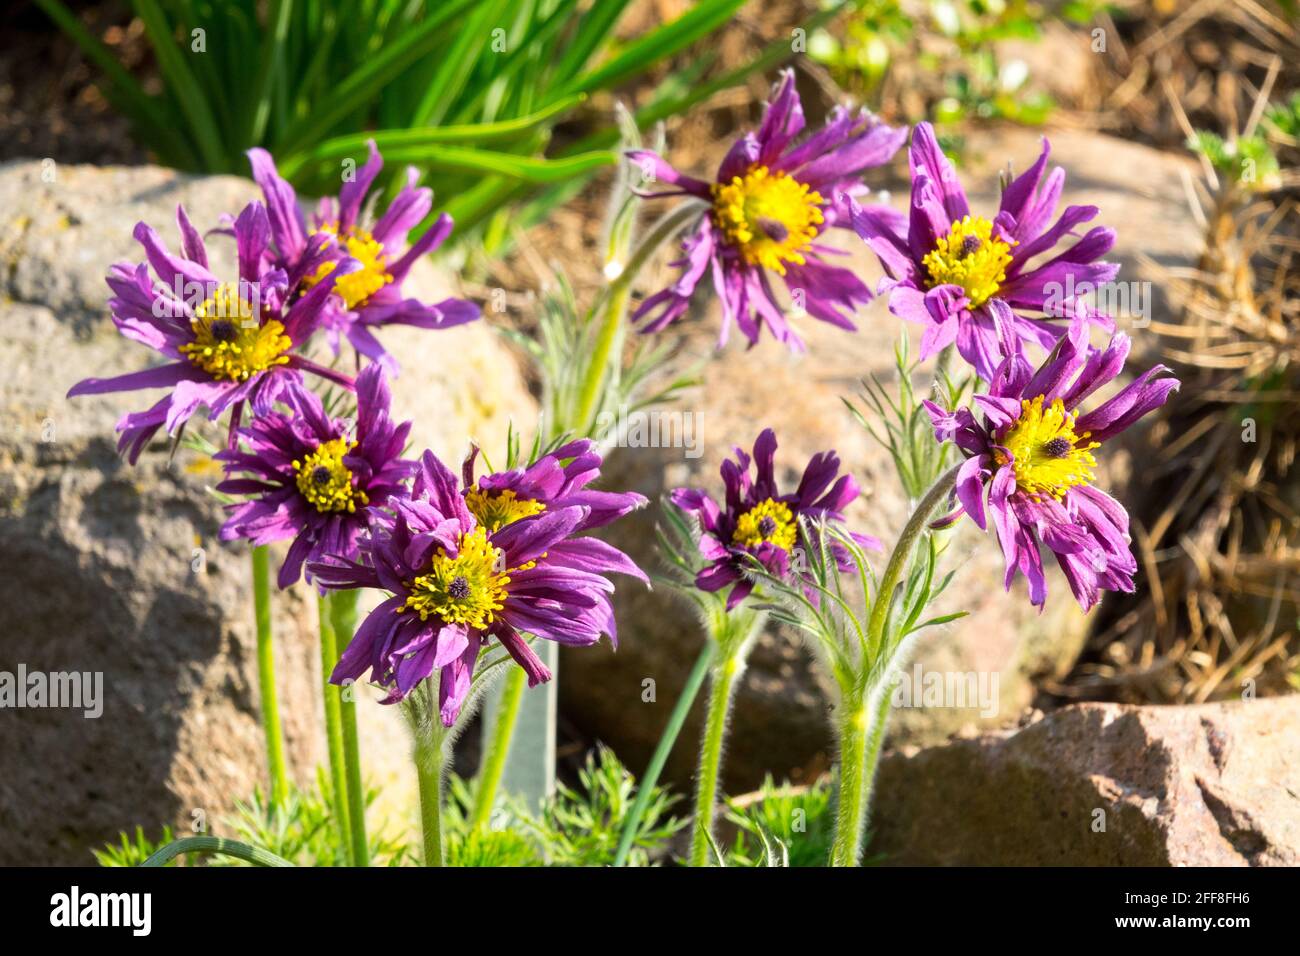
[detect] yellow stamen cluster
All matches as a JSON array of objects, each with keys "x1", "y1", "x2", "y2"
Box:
[
  {"x1": 293, "y1": 438, "x2": 369, "y2": 513},
  {"x1": 995, "y1": 396, "x2": 1100, "y2": 501},
  {"x1": 464, "y1": 486, "x2": 546, "y2": 532},
  {"x1": 179, "y1": 283, "x2": 290, "y2": 382},
  {"x1": 922, "y1": 215, "x2": 1015, "y2": 307},
  {"x1": 731, "y1": 497, "x2": 799, "y2": 551},
  {"x1": 401, "y1": 527, "x2": 525, "y2": 630},
  {"x1": 712, "y1": 165, "x2": 824, "y2": 276},
  {"x1": 304, "y1": 223, "x2": 393, "y2": 310}
]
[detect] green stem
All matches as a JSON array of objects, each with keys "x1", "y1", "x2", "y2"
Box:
[
  {"x1": 470, "y1": 665, "x2": 527, "y2": 829},
  {"x1": 414, "y1": 711, "x2": 447, "y2": 867},
  {"x1": 141, "y1": 836, "x2": 295, "y2": 868},
  {"x1": 828, "y1": 699, "x2": 870, "y2": 867},
  {"x1": 329, "y1": 589, "x2": 369, "y2": 868},
  {"x1": 866, "y1": 464, "x2": 962, "y2": 655},
  {"x1": 688, "y1": 650, "x2": 742, "y2": 867},
  {"x1": 570, "y1": 201, "x2": 704, "y2": 433},
  {"x1": 318, "y1": 595, "x2": 353, "y2": 865},
  {"x1": 251, "y1": 546, "x2": 289, "y2": 808},
  {"x1": 828, "y1": 466, "x2": 963, "y2": 865},
  {"x1": 612, "y1": 641, "x2": 714, "y2": 867}
]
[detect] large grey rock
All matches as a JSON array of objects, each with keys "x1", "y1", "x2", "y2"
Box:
[
  {"x1": 562, "y1": 128, "x2": 1200, "y2": 792},
  {"x1": 0, "y1": 160, "x2": 533, "y2": 863},
  {"x1": 871, "y1": 697, "x2": 1300, "y2": 866}
]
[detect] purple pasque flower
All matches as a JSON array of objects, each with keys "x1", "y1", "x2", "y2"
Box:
[
  {"x1": 924, "y1": 322, "x2": 1178, "y2": 611},
  {"x1": 670, "y1": 428, "x2": 881, "y2": 610},
  {"x1": 248, "y1": 141, "x2": 480, "y2": 373},
  {"x1": 67, "y1": 201, "x2": 356, "y2": 464},
  {"x1": 215, "y1": 363, "x2": 416, "y2": 589},
  {"x1": 460, "y1": 438, "x2": 647, "y2": 534},
  {"x1": 626, "y1": 69, "x2": 906, "y2": 350},
  {"x1": 852, "y1": 122, "x2": 1119, "y2": 381},
  {"x1": 309, "y1": 450, "x2": 647, "y2": 726}
]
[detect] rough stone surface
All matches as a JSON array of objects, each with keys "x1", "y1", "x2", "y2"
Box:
[
  {"x1": 0, "y1": 160, "x2": 533, "y2": 863},
  {"x1": 562, "y1": 128, "x2": 1201, "y2": 792},
  {"x1": 871, "y1": 698, "x2": 1300, "y2": 866}
]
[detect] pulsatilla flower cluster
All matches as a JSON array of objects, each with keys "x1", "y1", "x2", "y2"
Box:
[
  {"x1": 852, "y1": 122, "x2": 1119, "y2": 380},
  {"x1": 215, "y1": 364, "x2": 416, "y2": 589},
  {"x1": 249, "y1": 141, "x2": 479, "y2": 373},
  {"x1": 925, "y1": 324, "x2": 1178, "y2": 610},
  {"x1": 310, "y1": 446, "x2": 647, "y2": 725},
  {"x1": 66, "y1": 201, "x2": 358, "y2": 462},
  {"x1": 672, "y1": 428, "x2": 880, "y2": 609},
  {"x1": 628, "y1": 69, "x2": 906, "y2": 350}
]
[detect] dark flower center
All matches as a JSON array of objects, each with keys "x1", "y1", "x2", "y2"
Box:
[
  {"x1": 311, "y1": 465, "x2": 333, "y2": 485},
  {"x1": 447, "y1": 575, "x2": 471, "y2": 600},
  {"x1": 756, "y1": 216, "x2": 790, "y2": 242},
  {"x1": 757, "y1": 515, "x2": 778, "y2": 538},
  {"x1": 1042, "y1": 437, "x2": 1074, "y2": 459},
  {"x1": 208, "y1": 319, "x2": 239, "y2": 343},
  {"x1": 959, "y1": 234, "x2": 983, "y2": 257}
]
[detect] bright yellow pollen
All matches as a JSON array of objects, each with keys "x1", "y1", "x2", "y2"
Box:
[
  {"x1": 712, "y1": 166, "x2": 824, "y2": 276},
  {"x1": 293, "y1": 438, "x2": 369, "y2": 514},
  {"x1": 731, "y1": 498, "x2": 799, "y2": 551},
  {"x1": 401, "y1": 527, "x2": 531, "y2": 630},
  {"x1": 921, "y1": 215, "x2": 1015, "y2": 307},
  {"x1": 304, "y1": 223, "x2": 393, "y2": 310},
  {"x1": 464, "y1": 487, "x2": 546, "y2": 532},
  {"x1": 179, "y1": 283, "x2": 291, "y2": 382},
  {"x1": 995, "y1": 397, "x2": 1100, "y2": 501}
]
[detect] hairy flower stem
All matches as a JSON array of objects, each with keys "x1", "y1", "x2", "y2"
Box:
[
  {"x1": 251, "y1": 545, "x2": 289, "y2": 808},
  {"x1": 414, "y1": 704, "x2": 448, "y2": 867},
  {"x1": 830, "y1": 465, "x2": 962, "y2": 866},
  {"x1": 317, "y1": 595, "x2": 353, "y2": 864},
  {"x1": 571, "y1": 201, "x2": 705, "y2": 434},
  {"x1": 687, "y1": 606, "x2": 765, "y2": 866},
  {"x1": 329, "y1": 589, "x2": 369, "y2": 867},
  {"x1": 470, "y1": 665, "x2": 527, "y2": 829},
  {"x1": 688, "y1": 650, "x2": 742, "y2": 866},
  {"x1": 612, "y1": 641, "x2": 714, "y2": 867}
]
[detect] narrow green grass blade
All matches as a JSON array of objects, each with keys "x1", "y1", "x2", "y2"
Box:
[
  {"x1": 410, "y1": 0, "x2": 511, "y2": 127},
  {"x1": 277, "y1": 0, "x2": 479, "y2": 154},
  {"x1": 278, "y1": 95, "x2": 587, "y2": 179},
  {"x1": 247, "y1": 0, "x2": 294, "y2": 147},
  {"x1": 381, "y1": 145, "x2": 616, "y2": 183},
  {"x1": 556, "y1": 0, "x2": 745, "y2": 97},
  {"x1": 132, "y1": 0, "x2": 228, "y2": 170},
  {"x1": 553, "y1": 0, "x2": 632, "y2": 82},
  {"x1": 31, "y1": 0, "x2": 196, "y2": 167}
]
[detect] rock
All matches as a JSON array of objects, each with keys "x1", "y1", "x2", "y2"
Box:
[
  {"x1": 561, "y1": 128, "x2": 1200, "y2": 792},
  {"x1": 0, "y1": 159, "x2": 533, "y2": 863},
  {"x1": 870, "y1": 698, "x2": 1300, "y2": 866}
]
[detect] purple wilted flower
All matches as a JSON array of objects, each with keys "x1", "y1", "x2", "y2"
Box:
[
  {"x1": 460, "y1": 438, "x2": 647, "y2": 534},
  {"x1": 215, "y1": 363, "x2": 416, "y2": 589},
  {"x1": 626, "y1": 69, "x2": 906, "y2": 350},
  {"x1": 248, "y1": 142, "x2": 480, "y2": 372},
  {"x1": 671, "y1": 428, "x2": 880, "y2": 609},
  {"x1": 924, "y1": 324, "x2": 1178, "y2": 610},
  {"x1": 66, "y1": 202, "x2": 356, "y2": 463},
  {"x1": 309, "y1": 450, "x2": 646, "y2": 725},
  {"x1": 852, "y1": 122, "x2": 1119, "y2": 380}
]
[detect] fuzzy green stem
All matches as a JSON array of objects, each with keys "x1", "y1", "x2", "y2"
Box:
[
  {"x1": 828, "y1": 465, "x2": 963, "y2": 865},
  {"x1": 329, "y1": 589, "x2": 369, "y2": 867},
  {"x1": 570, "y1": 201, "x2": 704, "y2": 433},
  {"x1": 415, "y1": 717, "x2": 447, "y2": 867},
  {"x1": 471, "y1": 665, "x2": 527, "y2": 829},
  {"x1": 251, "y1": 545, "x2": 289, "y2": 808},
  {"x1": 689, "y1": 650, "x2": 742, "y2": 867},
  {"x1": 866, "y1": 464, "x2": 962, "y2": 654},
  {"x1": 612, "y1": 641, "x2": 714, "y2": 867},
  {"x1": 142, "y1": 836, "x2": 295, "y2": 868},
  {"x1": 318, "y1": 595, "x2": 353, "y2": 864},
  {"x1": 828, "y1": 700, "x2": 870, "y2": 867}
]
